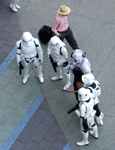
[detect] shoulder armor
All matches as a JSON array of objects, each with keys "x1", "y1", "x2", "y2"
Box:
[
  {"x1": 33, "y1": 38, "x2": 40, "y2": 47},
  {"x1": 16, "y1": 40, "x2": 21, "y2": 50}
]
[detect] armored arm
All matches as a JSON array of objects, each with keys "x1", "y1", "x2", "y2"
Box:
[
  {"x1": 16, "y1": 41, "x2": 24, "y2": 75},
  {"x1": 47, "y1": 44, "x2": 57, "y2": 72},
  {"x1": 16, "y1": 41, "x2": 21, "y2": 65},
  {"x1": 49, "y1": 55, "x2": 57, "y2": 72},
  {"x1": 47, "y1": 44, "x2": 51, "y2": 57},
  {"x1": 34, "y1": 38, "x2": 43, "y2": 63},
  {"x1": 57, "y1": 47, "x2": 68, "y2": 66}
]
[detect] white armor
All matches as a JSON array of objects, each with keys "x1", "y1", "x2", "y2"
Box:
[
  {"x1": 82, "y1": 74, "x2": 101, "y2": 99},
  {"x1": 47, "y1": 36, "x2": 71, "y2": 90},
  {"x1": 66, "y1": 49, "x2": 93, "y2": 74},
  {"x1": 78, "y1": 88, "x2": 95, "y2": 118},
  {"x1": 10, "y1": 0, "x2": 20, "y2": 12},
  {"x1": 82, "y1": 74, "x2": 104, "y2": 125},
  {"x1": 16, "y1": 32, "x2": 44, "y2": 84},
  {"x1": 76, "y1": 88, "x2": 98, "y2": 146},
  {"x1": 48, "y1": 36, "x2": 67, "y2": 65}
]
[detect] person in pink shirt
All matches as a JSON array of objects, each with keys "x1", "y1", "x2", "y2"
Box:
[
  {"x1": 9, "y1": 0, "x2": 20, "y2": 12},
  {"x1": 51, "y1": 5, "x2": 79, "y2": 50}
]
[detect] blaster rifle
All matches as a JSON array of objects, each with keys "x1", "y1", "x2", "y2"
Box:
[
  {"x1": 19, "y1": 61, "x2": 24, "y2": 75},
  {"x1": 67, "y1": 104, "x2": 79, "y2": 114},
  {"x1": 49, "y1": 55, "x2": 57, "y2": 72}
]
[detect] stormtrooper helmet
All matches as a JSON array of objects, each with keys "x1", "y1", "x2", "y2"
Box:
[
  {"x1": 82, "y1": 74, "x2": 95, "y2": 85},
  {"x1": 70, "y1": 49, "x2": 86, "y2": 69},
  {"x1": 78, "y1": 87, "x2": 91, "y2": 101},
  {"x1": 22, "y1": 32, "x2": 33, "y2": 46},
  {"x1": 50, "y1": 36, "x2": 60, "y2": 46}
]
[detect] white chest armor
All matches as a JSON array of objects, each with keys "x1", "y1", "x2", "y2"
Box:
[
  {"x1": 80, "y1": 97, "x2": 95, "y2": 119},
  {"x1": 20, "y1": 40, "x2": 37, "y2": 58},
  {"x1": 51, "y1": 47, "x2": 63, "y2": 62}
]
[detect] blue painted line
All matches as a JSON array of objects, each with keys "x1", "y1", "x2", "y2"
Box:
[
  {"x1": 1, "y1": 92, "x2": 45, "y2": 150},
  {"x1": 0, "y1": 47, "x2": 72, "y2": 150},
  {"x1": 0, "y1": 46, "x2": 16, "y2": 77},
  {"x1": 63, "y1": 143, "x2": 72, "y2": 150}
]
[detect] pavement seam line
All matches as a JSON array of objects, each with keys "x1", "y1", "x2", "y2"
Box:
[
  {"x1": 0, "y1": 47, "x2": 72, "y2": 150},
  {"x1": 1, "y1": 92, "x2": 44, "y2": 150}
]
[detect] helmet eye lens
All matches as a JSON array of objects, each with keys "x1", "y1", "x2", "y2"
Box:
[
  {"x1": 23, "y1": 39, "x2": 32, "y2": 45},
  {"x1": 23, "y1": 39, "x2": 32, "y2": 42},
  {"x1": 50, "y1": 42, "x2": 58, "y2": 46},
  {"x1": 72, "y1": 59, "x2": 77, "y2": 63},
  {"x1": 74, "y1": 59, "x2": 77, "y2": 62}
]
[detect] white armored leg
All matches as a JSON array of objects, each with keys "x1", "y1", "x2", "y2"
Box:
[
  {"x1": 90, "y1": 124, "x2": 98, "y2": 139},
  {"x1": 77, "y1": 131, "x2": 89, "y2": 146},
  {"x1": 63, "y1": 72, "x2": 71, "y2": 90},
  {"x1": 36, "y1": 66, "x2": 44, "y2": 83},
  {"x1": 32, "y1": 58, "x2": 44, "y2": 83},
  {"x1": 23, "y1": 61, "x2": 30, "y2": 84},
  {"x1": 51, "y1": 67, "x2": 63, "y2": 81}
]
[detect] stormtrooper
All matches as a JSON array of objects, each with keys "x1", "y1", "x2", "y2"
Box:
[
  {"x1": 16, "y1": 32, "x2": 44, "y2": 84},
  {"x1": 76, "y1": 87, "x2": 98, "y2": 146},
  {"x1": 82, "y1": 74, "x2": 104, "y2": 125},
  {"x1": 66, "y1": 49, "x2": 93, "y2": 74},
  {"x1": 47, "y1": 36, "x2": 71, "y2": 90},
  {"x1": 10, "y1": 0, "x2": 20, "y2": 12},
  {"x1": 66, "y1": 49, "x2": 93, "y2": 108}
]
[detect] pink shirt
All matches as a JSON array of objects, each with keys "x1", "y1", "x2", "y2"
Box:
[{"x1": 51, "y1": 14, "x2": 69, "y2": 36}]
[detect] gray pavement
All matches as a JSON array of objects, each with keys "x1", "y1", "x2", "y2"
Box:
[{"x1": 0, "y1": 0, "x2": 115, "y2": 150}]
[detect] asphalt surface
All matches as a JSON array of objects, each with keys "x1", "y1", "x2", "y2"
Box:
[{"x1": 0, "y1": 0, "x2": 115, "y2": 150}]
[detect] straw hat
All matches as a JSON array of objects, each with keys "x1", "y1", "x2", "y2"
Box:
[{"x1": 57, "y1": 5, "x2": 71, "y2": 15}]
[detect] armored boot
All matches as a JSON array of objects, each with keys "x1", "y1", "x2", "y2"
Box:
[
  {"x1": 23, "y1": 77, "x2": 28, "y2": 84},
  {"x1": 77, "y1": 131, "x2": 89, "y2": 146},
  {"x1": 23, "y1": 69, "x2": 29, "y2": 84},
  {"x1": 51, "y1": 67, "x2": 63, "y2": 81},
  {"x1": 63, "y1": 72, "x2": 71, "y2": 90},
  {"x1": 90, "y1": 124, "x2": 98, "y2": 139},
  {"x1": 36, "y1": 66, "x2": 44, "y2": 83}
]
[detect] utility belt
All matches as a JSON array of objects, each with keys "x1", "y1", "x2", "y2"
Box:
[
  {"x1": 24, "y1": 53, "x2": 38, "y2": 63},
  {"x1": 51, "y1": 56, "x2": 68, "y2": 67}
]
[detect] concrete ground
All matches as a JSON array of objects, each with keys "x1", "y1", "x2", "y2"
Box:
[{"x1": 0, "y1": 0, "x2": 115, "y2": 150}]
